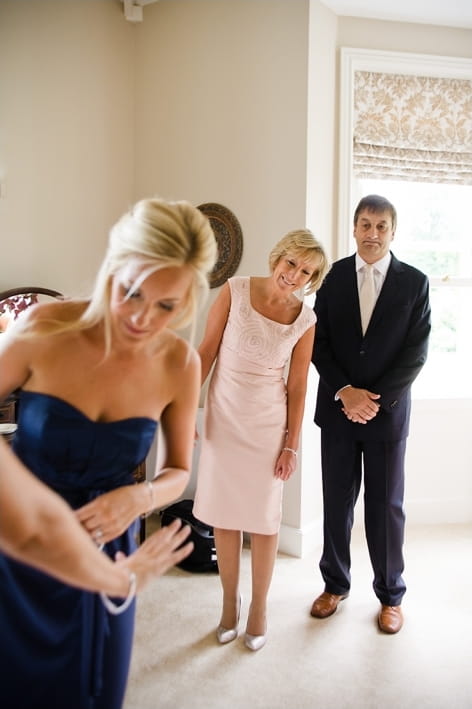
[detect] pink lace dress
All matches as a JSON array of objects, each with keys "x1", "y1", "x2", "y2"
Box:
[{"x1": 193, "y1": 276, "x2": 316, "y2": 534}]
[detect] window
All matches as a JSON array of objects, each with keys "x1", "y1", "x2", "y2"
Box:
[{"x1": 339, "y1": 49, "x2": 472, "y2": 399}]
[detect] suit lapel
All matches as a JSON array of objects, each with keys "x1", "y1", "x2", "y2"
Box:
[
  {"x1": 368, "y1": 253, "x2": 403, "y2": 330},
  {"x1": 340, "y1": 256, "x2": 361, "y2": 329}
]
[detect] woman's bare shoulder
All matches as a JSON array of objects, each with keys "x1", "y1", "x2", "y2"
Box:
[
  {"x1": 23, "y1": 299, "x2": 87, "y2": 323},
  {"x1": 160, "y1": 331, "x2": 199, "y2": 371}
]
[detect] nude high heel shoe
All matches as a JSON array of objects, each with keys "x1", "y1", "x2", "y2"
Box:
[
  {"x1": 244, "y1": 613, "x2": 267, "y2": 651},
  {"x1": 244, "y1": 631, "x2": 267, "y2": 651},
  {"x1": 216, "y1": 595, "x2": 242, "y2": 644}
]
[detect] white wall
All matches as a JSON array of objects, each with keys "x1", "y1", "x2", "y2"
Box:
[
  {"x1": 405, "y1": 398, "x2": 472, "y2": 523},
  {"x1": 337, "y1": 15, "x2": 472, "y2": 58}
]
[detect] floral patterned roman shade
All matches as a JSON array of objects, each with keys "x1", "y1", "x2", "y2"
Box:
[{"x1": 353, "y1": 71, "x2": 472, "y2": 185}]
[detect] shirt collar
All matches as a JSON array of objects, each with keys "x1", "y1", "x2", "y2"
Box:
[{"x1": 356, "y1": 252, "x2": 391, "y2": 277}]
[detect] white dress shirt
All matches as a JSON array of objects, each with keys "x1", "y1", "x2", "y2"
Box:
[
  {"x1": 356, "y1": 252, "x2": 391, "y2": 301},
  {"x1": 335, "y1": 252, "x2": 392, "y2": 401}
]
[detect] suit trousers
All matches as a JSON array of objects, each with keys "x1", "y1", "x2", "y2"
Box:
[{"x1": 319, "y1": 430, "x2": 407, "y2": 606}]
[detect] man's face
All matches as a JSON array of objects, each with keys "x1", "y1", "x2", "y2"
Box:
[{"x1": 353, "y1": 208, "x2": 395, "y2": 264}]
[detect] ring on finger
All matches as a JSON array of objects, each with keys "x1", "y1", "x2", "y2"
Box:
[{"x1": 94, "y1": 528, "x2": 104, "y2": 542}]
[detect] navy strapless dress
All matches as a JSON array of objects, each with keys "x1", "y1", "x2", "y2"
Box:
[{"x1": 0, "y1": 391, "x2": 157, "y2": 709}]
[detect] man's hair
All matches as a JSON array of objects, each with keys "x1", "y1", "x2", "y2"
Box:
[{"x1": 354, "y1": 194, "x2": 397, "y2": 231}]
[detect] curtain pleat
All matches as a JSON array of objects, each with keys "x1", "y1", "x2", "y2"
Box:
[{"x1": 353, "y1": 71, "x2": 472, "y2": 184}]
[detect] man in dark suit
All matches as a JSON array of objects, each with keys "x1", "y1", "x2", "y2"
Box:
[{"x1": 310, "y1": 194, "x2": 431, "y2": 633}]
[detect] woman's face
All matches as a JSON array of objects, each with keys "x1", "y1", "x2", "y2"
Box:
[
  {"x1": 110, "y1": 263, "x2": 193, "y2": 344},
  {"x1": 273, "y1": 252, "x2": 318, "y2": 292}
]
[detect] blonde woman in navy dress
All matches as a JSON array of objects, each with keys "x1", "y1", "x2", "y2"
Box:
[
  {"x1": 0, "y1": 197, "x2": 216, "y2": 709},
  {"x1": 194, "y1": 229, "x2": 329, "y2": 650}
]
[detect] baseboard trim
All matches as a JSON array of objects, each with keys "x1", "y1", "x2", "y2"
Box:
[
  {"x1": 278, "y1": 517, "x2": 323, "y2": 559},
  {"x1": 404, "y1": 497, "x2": 472, "y2": 525}
]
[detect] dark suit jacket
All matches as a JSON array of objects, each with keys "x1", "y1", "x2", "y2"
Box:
[{"x1": 313, "y1": 252, "x2": 431, "y2": 441}]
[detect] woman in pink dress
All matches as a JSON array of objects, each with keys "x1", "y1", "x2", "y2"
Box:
[{"x1": 193, "y1": 229, "x2": 330, "y2": 651}]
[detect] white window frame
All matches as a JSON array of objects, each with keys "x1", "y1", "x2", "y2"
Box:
[
  {"x1": 338, "y1": 48, "x2": 472, "y2": 399},
  {"x1": 338, "y1": 47, "x2": 472, "y2": 261}
]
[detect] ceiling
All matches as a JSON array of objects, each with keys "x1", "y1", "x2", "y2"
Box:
[{"x1": 319, "y1": 0, "x2": 472, "y2": 30}]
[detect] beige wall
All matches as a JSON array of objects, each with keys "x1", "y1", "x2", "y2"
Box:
[
  {"x1": 0, "y1": 0, "x2": 312, "y2": 328},
  {"x1": 283, "y1": 0, "x2": 338, "y2": 549},
  {"x1": 0, "y1": 0, "x2": 135, "y2": 295},
  {"x1": 134, "y1": 0, "x2": 311, "y2": 349}
]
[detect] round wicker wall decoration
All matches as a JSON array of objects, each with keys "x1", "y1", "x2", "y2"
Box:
[{"x1": 198, "y1": 202, "x2": 243, "y2": 288}]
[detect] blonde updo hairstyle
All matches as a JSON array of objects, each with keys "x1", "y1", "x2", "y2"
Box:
[
  {"x1": 19, "y1": 197, "x2": 217, "y2": 354},
  {"x1": 84, "y1": 197, "x2": 217, "y2": 353},
  {"x1": 268, "y1": 229, "x2": 330, "y2": 295}
]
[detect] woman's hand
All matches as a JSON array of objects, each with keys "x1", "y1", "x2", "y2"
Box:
[
  {"x1": 75, "y1": 485, "x2": 143, "y2": 545},
  {"x1": 274, "y1": 448, "x2": 297, "y2": 482},
  {"x1": 117, "y1": 518, "x2": 193, "y2": 592}
]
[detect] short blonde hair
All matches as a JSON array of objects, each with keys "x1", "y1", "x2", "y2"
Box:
[
  {"x1": 268, "y1": 229, "x2": 330, "y2": 295},
  {"x1": 21, "y1": 197, "x2": 217, "y2": 353}
]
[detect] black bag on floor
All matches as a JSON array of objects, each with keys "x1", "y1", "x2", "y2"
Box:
[{"x1": 160, "y1": 499, "x2": 218, "y2": 573}]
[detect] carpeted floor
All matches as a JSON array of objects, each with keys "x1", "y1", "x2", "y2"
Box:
[{"x1": 123, "y1": 521, "x2": 472, "y2": 709}]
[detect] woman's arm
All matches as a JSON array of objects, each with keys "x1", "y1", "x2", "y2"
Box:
[
  {"x1": 285, "y1": 324, "x2": 316, "y2": 450},
  {"x1": 274, "y1": 325, "x2": 315, "y2": 481},
  {"x1": 148, "y1": 344, "x2": 201, "y2": 507},
  {"x1": 197, "y1": 282, "x2": 231, "y2": 385},
  {"x1": 0, "y1": 438, "x2": 192, "y2": 594}
]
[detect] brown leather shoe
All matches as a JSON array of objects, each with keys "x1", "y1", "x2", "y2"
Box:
[
  {"x1": 378, "y1": 605, "x2": 403, "y2": 634},
  {"x1": 310, "y1": 591, "x2": 348, "y2": 618}
]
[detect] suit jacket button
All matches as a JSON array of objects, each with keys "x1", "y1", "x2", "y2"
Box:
[{"x1": 360, "y1": 349, "x2": 365, "y2": 356}]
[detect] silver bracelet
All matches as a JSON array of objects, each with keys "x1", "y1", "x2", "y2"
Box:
[
  {"x1": 282, "y1": 447, "x2": 298, "y2": 457},
  {"x1": 99, "y1": 570, "x2": 136, "y2": 616},
  {"x1": 141, "y1": 480, "x2": 155, "y2": 519}
]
